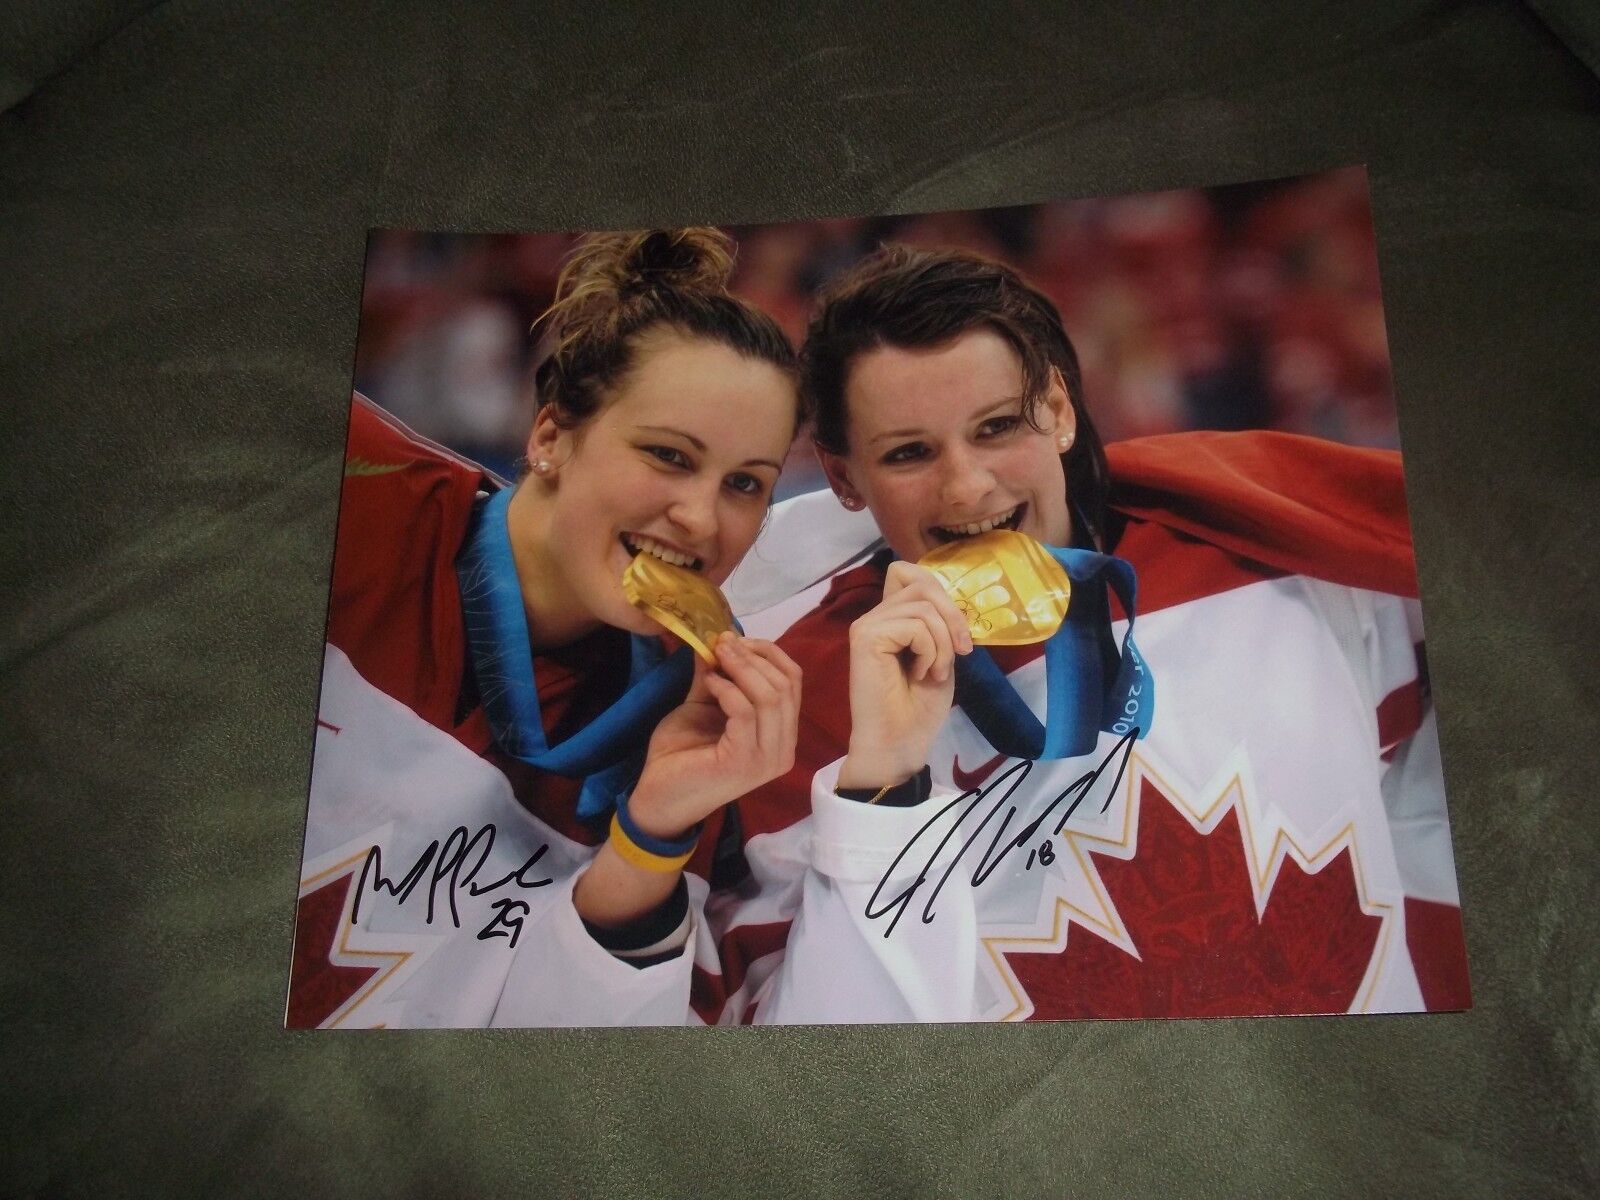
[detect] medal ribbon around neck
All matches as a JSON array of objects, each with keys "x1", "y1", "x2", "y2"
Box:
[
  {"x1": 455, "y1": 486, "x2": 696, "y2": 821},
  {"x1": 921, "y1": 534, "x2": 1155, "y2": 762}
]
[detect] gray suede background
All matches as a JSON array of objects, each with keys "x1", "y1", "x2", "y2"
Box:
[{"x1": 3, "y1": 3, "x2": 1597, "y2": 1196}]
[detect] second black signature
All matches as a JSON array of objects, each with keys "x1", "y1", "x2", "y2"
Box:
[{"x1": 866, "y1": 729, "x2": 1139, "y2": 937}]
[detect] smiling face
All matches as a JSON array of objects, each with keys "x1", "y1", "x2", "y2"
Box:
[
  {"x1": 818, "y1": 327, "x2": 1075, "y2": 562},
  {"x1": 512, "y1": 328, "x2": 796, "y2": 646}
]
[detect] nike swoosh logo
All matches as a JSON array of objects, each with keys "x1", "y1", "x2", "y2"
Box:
[{"x1": 952, "y1": 752, "x2": 1007, "y2": 791}]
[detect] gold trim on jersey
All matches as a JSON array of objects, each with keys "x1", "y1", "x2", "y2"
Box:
[{"x1": 298, "y1": 851, "x2": 415, "y2": 1029}]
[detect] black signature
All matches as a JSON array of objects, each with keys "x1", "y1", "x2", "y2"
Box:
[
  {"x1": 351, "y1": 824, "x2": 553, "y2": 948},
  {"x1": 865, "y1": 729, "x2": 1139, "y2": 937}
]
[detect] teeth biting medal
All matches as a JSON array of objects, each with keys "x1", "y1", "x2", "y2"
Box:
[
  {"x1": 622, "y1": 552, "x2": 735, "y2": 663},
  {"x1": 918, "y1": 529, "x2": 1072, "y2": 645}
]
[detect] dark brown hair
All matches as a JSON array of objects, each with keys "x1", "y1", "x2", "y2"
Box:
[
  {"x1": 534, "y1": 227, "x2": 799, "y2": 430},
  {"x1": 800, "y1": 243, "x2": 1111, "y2": 548}
]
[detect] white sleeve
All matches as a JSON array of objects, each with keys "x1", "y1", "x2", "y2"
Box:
[
  {"x1": 1304, "y1": 582, "x2": 1460, "y2": 907},
  {"x1": 1371, "y1": 596, "x2": 1460, "y2": 906},
  {"x1": 488, "y1": 871, "x2": 697, "y2": 1027},
  {"x1": 754, "y1": 759, "x2": 980, "y2": 1025},
  {"x1": 1380, "y1": 706, "x2": 1459, "y2": 905}
]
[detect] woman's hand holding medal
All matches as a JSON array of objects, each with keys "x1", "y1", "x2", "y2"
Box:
[
  {"x1": 628, "y1": 633, "x2": 802, "y2": 839},
  {"x1": 575, "y1": 561, "x2": 801, "y2": 931},
  {"x1": 622, "y1": 553, "x2": 802, "y2": 839},
  {"x1": 836, "y1": 531, "x2": 1074, "y2": 793},
  {"x1": 837, "y1": 561, "x2": 974, "y2": 791}
]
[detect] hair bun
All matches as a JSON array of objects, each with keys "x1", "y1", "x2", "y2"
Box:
[
  {"x1": 623, "y1": 228, "x2": 735, "y2": 297},
  {"x1": 555, "y1": 227, "x2": 735, "y2": 320},
  {"x1": 533, "y1": 225, "x2": 795, "y2": 434}
]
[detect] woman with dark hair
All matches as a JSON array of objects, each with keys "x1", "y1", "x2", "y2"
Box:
[
  {"x1": 715, "y1": 243, "x2": 1467, "y2": 1024},
  {"x1": 803, "y1": 243, "x2": 1113, "y2": 549},
  {"x1": 288, "y1": 228, "x2": 808, "y2": 1027}
]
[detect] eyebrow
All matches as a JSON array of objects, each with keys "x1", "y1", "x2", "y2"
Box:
[
  {"x1": 868, "y1": 427, "x2": 925, "y2": 446},
  {"x1": 637, "y1": 425, "x2": 783, "y2": 472},
  {"x1": 865, "y1": 397, "x2": 1023, "y2": 446}
]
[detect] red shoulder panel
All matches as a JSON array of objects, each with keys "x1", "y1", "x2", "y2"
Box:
[
  {"x1": 324, "y1": 395, "x2": 490, "y2": 731},
  {"x1": 1106, "y1": 430, "x2": 1418, "y2": 599}
]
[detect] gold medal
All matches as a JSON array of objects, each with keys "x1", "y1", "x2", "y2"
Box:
[
  {"x1": 622, "y1": 553, "x2": 735, "y2": 664},
  {"x1": 918, "y1": 529, "x2": 1072, "y2": 646}
]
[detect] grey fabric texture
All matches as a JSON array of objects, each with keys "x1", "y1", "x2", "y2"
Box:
[{"x1": 2, "y1": 2, "x2": 1596, "y2": 1196}]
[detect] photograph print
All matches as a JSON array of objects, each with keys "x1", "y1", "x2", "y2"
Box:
[{"x1": 287, "y1": 165, "x2": 1471, "y2": 1027}]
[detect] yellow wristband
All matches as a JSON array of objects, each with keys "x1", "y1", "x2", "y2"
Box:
[{"x1": 608, "y1": 814, "x2": 696, "y2": 873}]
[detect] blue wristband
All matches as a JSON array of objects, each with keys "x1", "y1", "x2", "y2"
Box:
[{"x1": 614, "y1": 790, "x2": 701, "y2": 859}]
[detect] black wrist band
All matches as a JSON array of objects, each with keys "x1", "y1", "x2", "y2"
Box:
[
  {"x1": 582, "y1": 876, "x2": 689, "y2": 951},
  {"x1": 835, "y1": 766, "x2": 933, "y2": 808}
]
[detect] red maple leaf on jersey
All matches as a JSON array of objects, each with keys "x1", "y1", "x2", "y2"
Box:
[
  {"x1": 1007, "y1": 777, "x2": 1381, "y2": 1019},
  {"x1": 286, "y1": 872, "x2": 378, "y2": 1029}
]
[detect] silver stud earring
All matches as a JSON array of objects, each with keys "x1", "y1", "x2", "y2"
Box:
[
  {"x1": 839, "y1": 494, "x2": 863, "y2": 511},
  {"x1": 533, "y1": 459, "x2": 551, "y2": 474}
]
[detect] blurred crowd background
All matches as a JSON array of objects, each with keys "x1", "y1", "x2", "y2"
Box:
[{"x1": 353, "y1": 165, "x2": 1397, "y2": 498}]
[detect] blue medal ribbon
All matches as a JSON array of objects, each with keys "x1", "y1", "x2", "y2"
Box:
[
  {"x1": 951, "y1": 545, "x2": 1154, "y2": 761},
  {"x1": 455, "y1": 486, "x2": 696, "y2": 821}
]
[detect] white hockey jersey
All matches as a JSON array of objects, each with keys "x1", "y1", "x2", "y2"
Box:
[{"x1": 288, "y1": 408, "x2": 1469, "y2": 1026}]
